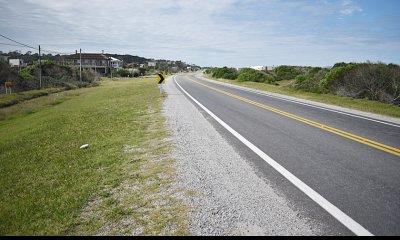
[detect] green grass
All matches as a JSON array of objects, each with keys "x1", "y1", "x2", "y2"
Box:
[
  {"x1": 0, "y1": 77, "x2": 189, "y2": 236},
  {"x1": 204, "y1": 74, "x2": 400, "y2": 118},
  {"x1": 0, "y1": 88, "x2": 64, "y2": 108}
]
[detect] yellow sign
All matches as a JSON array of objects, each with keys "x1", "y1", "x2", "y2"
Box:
[
  {"x1": 5, "y1": 82, "x2": 13, "y2": 88},
  {"x1": 157, "y1": 73, "x2": 166, "y2": 84}
]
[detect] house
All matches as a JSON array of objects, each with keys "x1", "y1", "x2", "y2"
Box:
[
  {"x1": 110, "y1": 57, "x2": 123, "y2": 70},
  {"x1": 64, "y1": 52, "x2": 110, "y2": 75},
  {"x1": 9, "y1": 59, "x2": 27, "y2": 68},
  {"x1": 249, "y1": 66, "x2": 267, "y2": 71},
  {"x1": 147, "y1": 61, "x2": 157, "y2": 67}
]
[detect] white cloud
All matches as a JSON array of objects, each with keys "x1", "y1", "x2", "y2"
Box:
[
  {"x1": 0, "y1": 0, "x2": 398, "y2": 67},
  {"x1": 340, "y1": 0, "x2": 363, "y2": 16}
]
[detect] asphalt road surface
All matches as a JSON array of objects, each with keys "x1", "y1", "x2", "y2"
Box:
[{"x1": 172, "y1": 73, "x2": 400, "y2": 236}]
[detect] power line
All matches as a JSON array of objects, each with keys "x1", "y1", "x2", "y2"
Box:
[
  {"x1": 0, "y1": 42, "x2": 28, "y2": 47},
  {"x1": 0, "y1": 33, "x2": 74, "y2": 55},
  {"x1": 0, "y1": 33, "x2": 38, "y2": 50}
]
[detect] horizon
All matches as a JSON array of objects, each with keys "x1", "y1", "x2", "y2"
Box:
[{"x1": 1, "y1": 49, "x2": 399, "y2": 68}]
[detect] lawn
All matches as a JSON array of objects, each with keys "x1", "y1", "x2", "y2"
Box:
[{"x1": 0, "y1": 77, "x2": 188, "y2": 236}]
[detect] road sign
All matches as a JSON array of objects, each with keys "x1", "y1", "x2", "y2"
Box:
[
  {"x1": 5, "y1": 81, "x2": 12, "y2": 94},
  {"x1": 157, "y1": 73, "x2": 166, "y2": 84}
]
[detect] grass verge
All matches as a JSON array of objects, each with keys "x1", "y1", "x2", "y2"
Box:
[
  {"x1": 0, "y1": 77, "x2": 189, "y2": 236},
  {"x1": 203, "y1": 74, "x2": 400, "y2": 118},
  {"x1": 0, "y1": 88, "x2": 64, "y2": 108}
]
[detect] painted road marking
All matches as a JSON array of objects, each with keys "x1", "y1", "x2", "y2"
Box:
[
  {"x1": 187, "y1": 76, "x2": 400, "y2": 157},
  {"x1": 173, "y1": 76, "x2": 373, "y2": 236},
  {"x1": 194, "y1": 75, "x2": 400, "y2": 128}
]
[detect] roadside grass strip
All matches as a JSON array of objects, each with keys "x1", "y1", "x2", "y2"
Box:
[{"x1": 0, "y1": 78, "x2": 189, "y2": 236}]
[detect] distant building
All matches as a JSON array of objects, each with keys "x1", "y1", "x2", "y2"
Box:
[
  {"x1": 110, "y1": 57, "x2": 123, "y2": 70},
  {"x1": 64, "y1": 52, "x2": 110, "y2": 75},
  {"x1": 148, "y1": 61, "x2": 157, "y2": 67},
  {"x1": 9, "y1": 59, "x2": 26, "y2": 68},
  {"x1": 249, "y1": 66, "x2": 267, "y2": 71}
]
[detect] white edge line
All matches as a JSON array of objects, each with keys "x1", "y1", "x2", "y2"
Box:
[
  {"x1": 196, "y1": 75, "x2": 400, "y2": 128},
  {"x1": 174, "y1": 76, "x2": 374, "y2": 236}
]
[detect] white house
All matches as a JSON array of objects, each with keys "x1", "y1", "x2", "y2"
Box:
[
  {"x1": 9, "y1": 59, "x2": 26, "y2": 68},
  {"x1": 249, "y1": 66, "x2": 267, "y2": 71},
  {"x1": 110, "y1": 57, "x2": 123, "y2": 70},
  {"x1": 148, "y1": 61, "x2": 157, "y2": 67}
]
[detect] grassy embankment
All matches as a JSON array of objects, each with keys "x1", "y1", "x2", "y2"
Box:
[
  {"x1": 0, "y1": 77, "x2": 189, "y2": 236},
  {"x1": 0, "y1": 88, "x2": 64, "y2": 108},
  {"x1": 204, "y1": 74, "x2": 400, "y2": 118}
]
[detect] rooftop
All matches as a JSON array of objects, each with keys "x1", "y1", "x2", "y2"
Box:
[{"x1": 65, "y1": 53, "x2": 109, "y2": 60}]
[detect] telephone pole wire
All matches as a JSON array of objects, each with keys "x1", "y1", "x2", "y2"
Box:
[
  {"x1": 79, "y1": 48, "x2": 82, "y2": 82},
  {"x1": 39, "y1": 45, "x2": 42, "y2": 89}
]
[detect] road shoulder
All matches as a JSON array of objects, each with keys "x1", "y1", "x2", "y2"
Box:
[{"x1": 163, "y1": 75, "x2": 322, "y2": 236}]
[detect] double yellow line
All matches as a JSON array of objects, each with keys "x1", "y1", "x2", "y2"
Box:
[{"x1": 188, "y1": 77, "x2": 400, "y2": 157}]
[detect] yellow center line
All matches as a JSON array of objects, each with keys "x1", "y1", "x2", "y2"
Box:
[{"x1": 187, "y1": 77, "x2": 400, "y2": 157}]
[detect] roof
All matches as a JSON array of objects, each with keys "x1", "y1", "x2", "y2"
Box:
[
  {"x1": 65, "y1": 53, "x2": 109, "y2": 60},
  {"x1": 110, "y1": 57, "x2": 122, "y2": 62}
]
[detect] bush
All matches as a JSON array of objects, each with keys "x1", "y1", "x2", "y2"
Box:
[
  {"x1": 113, "y1": 69, "x2": 130, "y2": 77},
  {"x1": 273, "y1": 65, "x2": 305, "y2": 81},
  {"x1": 327, "y1": 63, "x2": 400, "y2": 104},
  {"x1": 237, "y1": 68, "x2": 275, "y2": 83},
  {"x1": 132, "y1": 70, "x2": 140, "y2": 77},
  {"x1": 295, "y1": 67, "x2": 329, "y2": 93},
  {"x1": 211, "y1": 67, "x2": 238, "y2": 80},
  {"x1": 1, "y1": 61, "x2": 100, "y2": 92},
  {"x1": 293, "y1": 62, "x2": 400, "y2": 105},
  {"x1": 320, "y1": 63, "x2": 355, "y2": 93},
  {"x1": 0, "y1": 61, "x2": 19, "y2": 82}
]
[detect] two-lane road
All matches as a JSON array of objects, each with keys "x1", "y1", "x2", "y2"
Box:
[{"x1": 172, "y1": 74, "x2": 400, "y2": 236}]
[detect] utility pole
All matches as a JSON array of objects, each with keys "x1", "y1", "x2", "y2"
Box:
[
  {"x1": 79, "y1": 48, "x2": 82, "y2": 81},
  {"x1": 39, "y1": 45, "x2": 42, "y2": 89}
]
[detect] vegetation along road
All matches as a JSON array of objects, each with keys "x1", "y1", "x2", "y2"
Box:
[{"x1": 0, "y1": 77, "x2": 189, "y2": 236}]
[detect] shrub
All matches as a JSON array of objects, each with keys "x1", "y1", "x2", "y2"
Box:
[
  {"x1": 327, "y1": 63, "x2": 400, "y2": 104},
  {"x1": 237, "y1": 68, "x2": 276, "y2": 83},
  {"x1": 320, "y1": 63, "x2": 355, "y2": 93},
  {"x1": 295, "y1": 67, "x2": 329, "y2": 93},
  {"x1": 132, "y1": 70, "x2": 140, "y2": 77},
  {"x1": 113, "y1": 69, "x2": 130, "y2": 77},
  {"x1": 211, "y1": 67, "x2": 238, "y2": 80},
  {"x1": 273, "y1": 65, "x2": 304, "y2": 81}
]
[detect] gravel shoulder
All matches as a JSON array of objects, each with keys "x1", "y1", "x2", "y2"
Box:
[{"x1": 163, "y1": 76, "x2": 322, "y2": 236}]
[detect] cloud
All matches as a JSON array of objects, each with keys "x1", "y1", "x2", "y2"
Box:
[
  {"x1": 340, "y1": 0, "x2": 363, "y2": 16},
  {"x1": 0, "y1": 0, "x2": 398, "y2": 67}
]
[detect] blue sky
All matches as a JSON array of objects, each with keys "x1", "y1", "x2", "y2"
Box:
[{"x1": 0, "y1": 0, "x2": 399, "y2": 67}]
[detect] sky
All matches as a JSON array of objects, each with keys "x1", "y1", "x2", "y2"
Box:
[{"x1": 0, "y1": 0, "x2": 399, "y2": 67}]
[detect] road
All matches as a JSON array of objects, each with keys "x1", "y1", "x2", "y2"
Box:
[{"x1": 172, "y1": 73, "x2": 400, "y2": 236}]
